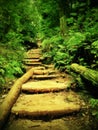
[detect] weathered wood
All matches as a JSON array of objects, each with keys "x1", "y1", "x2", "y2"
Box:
[
  {"x1": 71, "y1": 63, "x2": 98, "y2": 85},
  {"x1": 0, "y1": 67, "x2": 34, "y2": 129},
  {"x1": 22, "y1": 80, "x2": 71, "y2": 93},
  {"x1": 24, "y1": 61, "x2": 42, "y2": 65},
  {"x1": 11, "y1": 92, "x2": 81, "y2": 117},
  {"x1": 32, "y1": 74, "x2": 60, "y2": 80},
  {"x1": 23, "y1": 59, "x2": 40, "y2": 62},
  {"x1": 24, "y1": 54, "x2": 41, "y2": 59},
  {"x1": 33, "y1": 69, "x2": 57, "y2": 75}
]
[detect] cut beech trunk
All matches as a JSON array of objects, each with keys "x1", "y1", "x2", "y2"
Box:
[
  {"x1": 71, "y1": 63, "x2": 98, "y2": 85},
  {"x1": 0, "y1": 67, "x2": 34, "y2": 129}
]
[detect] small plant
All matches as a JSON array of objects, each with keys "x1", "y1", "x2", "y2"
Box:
[
  {"x1": 90, "y1": 40, "x2": 98, "y2": 69},
  {"x1": 89, "y1": 98, "x2": 98, "y2": 119}
]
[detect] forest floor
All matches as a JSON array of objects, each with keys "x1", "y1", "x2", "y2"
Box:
[{"x1": 0, "y1": 47, "x2": 98, "y2": 130}]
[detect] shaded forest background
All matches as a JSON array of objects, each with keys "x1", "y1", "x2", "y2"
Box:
[{"x1": 0, "y1": 0, "x2": 98, "y2": 118}]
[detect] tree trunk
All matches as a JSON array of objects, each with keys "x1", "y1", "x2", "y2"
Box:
[
  {"x1": 58, "y1": 0, "x2": 70, "y2": 36},
  {"x1": 0, "y1": 67, "x2": 34, "y2": 129},
  {"x1": 71, "y1": 63, "x2": 98, "y2": 86},
  {"x1": 60, "y1": 15, "x2": 67, "y2": 36}
]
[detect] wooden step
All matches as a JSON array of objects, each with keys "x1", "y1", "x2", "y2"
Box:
[
  {"x1": 22, "y1": 80, "x2": 71, "y2": 93},
  {"x1": 25, "y1": 65, "x2": 55, "y2": 72},
  {"x1": 23, "y1": 59, "x2": 40, "y2": 62},
  {"x1": 28, "y1": 49, "x2": 41, "y2": 53},
  {"x1": 32, "y1": 69, "x2": 58, "y2": 75},
  {"x1": 11, "y1": 92, "x2": 81, "y2": 118},
  {"x1": 32, "y1": 74, "x2": 60, "y2": 80},
  {"x1": 24, "y1": 66, "x2": 46, "y2": 71},
  {"x1": 24, "y1": 54, "x2": 41, "y2": 59},
  {"x1": 24, "y1": 61, "x2": 42, "y2": 65}
]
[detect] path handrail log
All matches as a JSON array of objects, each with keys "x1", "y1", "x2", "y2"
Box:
[
  {"x1": 71, "y1": 63, "x2": 98, "y2": 86},
  {"x1": 0, "y1": 67, "x2": 34, "y2": 129}
]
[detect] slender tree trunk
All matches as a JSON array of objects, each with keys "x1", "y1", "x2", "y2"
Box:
[{"x1": 58, "y1": 0, "x2": 70, "y2": 36}]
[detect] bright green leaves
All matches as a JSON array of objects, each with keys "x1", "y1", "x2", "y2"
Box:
[
  {"x1": 91, "y1": 40, "x2": 98, "y2": 50},
  {"x1": 0, "y1": 43, "x2": 24, "y2": 90},
  {"x1": 90, "y1": 98, "x2": 98, "y2": 119},
  {"x1": 90, "y1": 40, "x2": 98, "y2": 68},
  {"x1": 66, "y1": 32, "x2": 86, "y2": 52},
  {"x1": 4, "y1": 61, "x2": 23, "y2": 78},
  {"x1": 0, "y1": 0, "x2": 39, "y2": 89}
]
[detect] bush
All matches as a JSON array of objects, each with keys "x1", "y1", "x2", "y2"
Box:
[
  {"x1": 41, "y1": 35, "x2": 64, "y2": 65},
  {"x1": 42, "y1": 32, "x2": 87, "y2": 70},
  {"x1": 90, "y1": 40, "x2": 98, "y2": 69},
  {"x1": 89, "y1": 98, "x2": 98, "y2": 119},
  {"x1": 0, "y1": 41, "x2": 25, "y2": 90}
]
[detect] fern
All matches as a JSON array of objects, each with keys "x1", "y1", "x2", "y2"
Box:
[{"x1": 89, "y1": 98, "x2": 98, "y2": 119}]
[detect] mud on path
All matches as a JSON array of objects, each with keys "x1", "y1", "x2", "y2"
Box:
[{"x1": 1, "y1": 46, "x2": 98, "y2": 130}]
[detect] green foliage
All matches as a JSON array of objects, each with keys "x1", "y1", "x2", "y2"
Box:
[
  {"x1": 42, "y1": 32, "x2": 86, "y2": 70},
  {"x1": 0, "y1": 0, "x2": 41, "y2": 89},
  {"x1": 90, "y1": 40, "x2": 98, "y2": 68},
  {"x1": 5, "y1": 30, "x2": 23, "y2": 49},
  {"x1": 36, "y1": 0, "x2": 59, "y2": 38},
  {"x1": 42, "y1": 31, "x2": 93, "y2": 70},
  {"x1": 41, "y1": 34, "x2": 65, "y2": 65},
  {"x1": 41, "y1": 2, "x2": 98, "y2": 70},
  {"x1": 0, "y1": 0, "x2": 38, "y2": 43},
  {"x1": 0, "y1": 44, "x2": 24, "y2": 90},
  {"x1": 89, "y1": 98, "x2": 98, "y2": 119},
  {"x1": 38, "y1": 0, "x2": 98, "y2": 121}
]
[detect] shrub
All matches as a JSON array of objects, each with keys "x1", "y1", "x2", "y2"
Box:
[
  {"x1": 0, "y1": 41, "x2": 25, "y2": 90},
  {"x1": 89, "y1": 98, "x2": 98, "y2": 119}
]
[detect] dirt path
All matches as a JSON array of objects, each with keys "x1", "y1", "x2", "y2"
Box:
[{"x1": 2, "y1": 47, "x2": 98, "y2": 130}]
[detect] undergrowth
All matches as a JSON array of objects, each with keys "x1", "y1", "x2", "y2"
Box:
[
  {"x1": 0, "y1": 41, "x2": 25, "y2": 91},
  {"x1": 41, "y1": 7, "x2": 98, "y2": 119}
]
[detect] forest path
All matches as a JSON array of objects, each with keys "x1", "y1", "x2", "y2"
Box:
[{"x1": 3, "y1": 46, "x2": 91, "y2": 130}]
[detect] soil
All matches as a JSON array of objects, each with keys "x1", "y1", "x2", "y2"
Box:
[{"x1": 3, "y1": 110, "x2": 98, "y2": 130}]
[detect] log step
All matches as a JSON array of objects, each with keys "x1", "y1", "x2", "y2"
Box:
[
  {"x1": 25, "y1": 64, "x2": 55, "y2": 71},
  {"x1": 23, "y1": 59, "x2": 40, "y2": 62},
  {"x1": 28, "y1": 49, "x2": 41, "y2": 53},
  {"x1": 33, "y1": 69, "x2": 58, "y2": 75},
  {"x1": 24, "y1": 54, "x2": 41, "y2": 59},
  {"x1": 22, "y1": 80, "x2": 71, "y2": 93},
  {"x1": 32, "y1": 74, "x2": 61, "y2": 80},
  {"x1": 11, "y1": 92, "x2": 81, "y2": 117},
  {"x1": 25, "y1": 66, "x2": 46, "y2": 71},
  {"x1": 24, "y1": 61, "x2": 42, "y2": 65}
]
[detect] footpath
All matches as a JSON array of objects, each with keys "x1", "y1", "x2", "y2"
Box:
[{"x1": 2, "y1": 46, "x2": 92, "y2": 130}]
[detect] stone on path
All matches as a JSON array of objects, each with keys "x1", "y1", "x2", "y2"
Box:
[{"x1": 11, "y1": 92, "x2": 81, "y2": 117}]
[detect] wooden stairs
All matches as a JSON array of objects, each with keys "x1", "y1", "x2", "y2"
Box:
[{"x1": 11, "y1": 48, "x2": 83, "y2": 118}]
